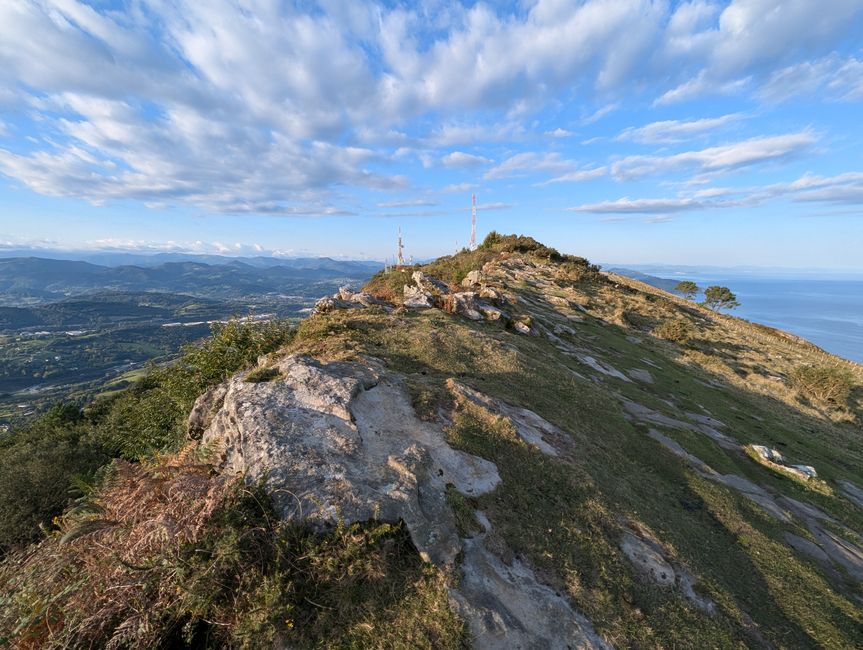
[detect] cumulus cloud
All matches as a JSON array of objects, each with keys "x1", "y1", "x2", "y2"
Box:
[{"x1": 0, "y1": 0, "x2": 860, "y2": 216}]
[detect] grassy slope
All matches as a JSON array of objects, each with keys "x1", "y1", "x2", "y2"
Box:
[
  {"x1": 289, "y1": 245, "x2": 863, "y2": 648},
  {"x1": 3, "y1": 239, "x2": 862, "y2": 648}
]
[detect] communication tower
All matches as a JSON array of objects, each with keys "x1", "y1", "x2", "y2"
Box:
[{"x1": 396, "y1": 226, "x2": 405, "y2": 269}]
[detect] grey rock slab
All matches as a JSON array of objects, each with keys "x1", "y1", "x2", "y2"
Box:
[
  {"x1": 450, "y1": 381, "x2": 561, "y2": 456},
  {"x1": 452, "y1": 292, "x2": 483, "y2": 320},
  {"x1": 620, "y1": 529, "x2": 676, "y2": 587},
  {"x1": 412, "y1": 270, "x2": 450, "y2": 294},
  {"x1": 450, "y1": 512, "x2": 612, "y2": 650},
  {"x1": 461, "y1": 270, "x2": 484, "y2": 287},
  {"x1": 647, "y1": 429, "x2": 713, "y2": 474},
  {"x1": 576, "y1": 354, "x2": 631, "y2": 382},
  {"x1": 627, "y1": 368, "x2": 654, "y2": 384},
  {"x1": 838, "y1": 479, "x2": 863, "y2": 510},
  {"x1": 684, "y1": 412, "x2": 727, "y2": 429},
  {"x1": 620, "y1": 399, "x2": 738, "y2": 450},
  {"x1": 197, "y1": 355, "x2": 499, "y2": 566}
]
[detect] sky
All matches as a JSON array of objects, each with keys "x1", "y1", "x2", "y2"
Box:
[{"x1": 0, "y1": 0, "x2": 862, "y2": 268}]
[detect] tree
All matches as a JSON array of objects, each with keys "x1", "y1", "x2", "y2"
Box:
[
  {"x1": 674, "y1": 280, "x2": 699, "y2": 301},
  {"x1": 702, "y1": 285, "x2": 739, "y2": 311}
]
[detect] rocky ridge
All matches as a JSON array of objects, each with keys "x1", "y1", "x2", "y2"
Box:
[{"x1": 193, "y1": 249, "x2": 863, "y2": 647}]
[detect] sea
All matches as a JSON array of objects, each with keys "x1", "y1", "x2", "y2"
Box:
[{"x1": 619, "y1": 268, "x2": 863, "y2": 364}]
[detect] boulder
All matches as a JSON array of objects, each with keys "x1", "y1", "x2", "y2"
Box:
[
  {"x1": 513, "y1": 320, "x2": 532, "y2": 335},
  {"x1": 751, "y1": 445, "x2": 784, "y2": 463},
  {"x1": 452, "y1": 292, "x2": 483, "y2": 320},
  {"x1": 789, "y1": 464, "x2": 818, "y2": 479},
  {"x1": 478, "y1": 303, "x2": 505, "y2": 321},
  {"x1": 461, "y1": 270, "x2": 484, "y2": 287},
  {"x1": 412, "y1": 271, "x2": 450, "y2": 294},
  {"x1": 403, "y1": 284, "x2": 433, "y2": 309}
]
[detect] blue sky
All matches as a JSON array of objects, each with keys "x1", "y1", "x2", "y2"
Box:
[{"x1": 1, "y1": 1, "x2": 862, "y2": 268}]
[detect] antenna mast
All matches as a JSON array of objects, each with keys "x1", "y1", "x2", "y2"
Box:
[
  {"x1": 396, "y1": 226, "x2": 405, "y2": 269},
  {"x1": 469, "y1": 193, "x2": 477, "y2": 251}
]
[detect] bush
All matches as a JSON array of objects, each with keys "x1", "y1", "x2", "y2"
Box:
[
  {"x1": 0, "y1": 424, "x2": 107, "y2": 553},
  {"x1": 654, "y1": 318, "x2": 694, "y2": 344},
  {"x1": 0, "y1": 447, "x2": 463, "y2": 649},
  {"x1": 0, "y1": 318, "x2": 294, "y2": 554},
  {"x1": 92, "y1": 318, "x2": 294, "y2": 458},
  {"x1": 789, "y1": 364, "x2": 855, "y2": 407}
]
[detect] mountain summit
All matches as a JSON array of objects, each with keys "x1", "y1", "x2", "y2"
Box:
[{"x1": 2, "y1": 235, "x2": 862, "y2": 648}]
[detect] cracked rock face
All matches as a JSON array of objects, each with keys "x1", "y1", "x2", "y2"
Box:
[
  {"x1": 194, "y1": 355, "x2": 498, "y2": 566},
  {"x1": 190, "y1": 354, "x2": 612, "y2": 648}
]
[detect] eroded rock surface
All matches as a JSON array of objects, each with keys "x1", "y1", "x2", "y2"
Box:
[
  {"x1": 451, "y1": 512, "x2": 612, "y2": 650},
  {"x1": 192, "y1": 355, "x2": 611, "y2": 647},
  {"x1": 449, "y1": 380, "x2": 562, "y2": 456}
]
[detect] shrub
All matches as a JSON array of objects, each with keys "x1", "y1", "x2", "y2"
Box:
[
  {"x1": 654, "y1": 318, "x2": 694, "y2": 344},
  {"x1": 0, "y1": 424, "x2": 107, "y2": 553},
  {"x1": 789, "y1": 364, "x2": 855, "y2": 408},
  {"x1": 0, "y1": 447, "x2": 463, "y2": 649},
  {"x1": 0, "y1": 318, "x2": 294, "y2": 554}
]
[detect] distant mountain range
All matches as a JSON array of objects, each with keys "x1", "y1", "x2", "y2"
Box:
[
  {"x1": 0, "y1": 256, "x2": 382, "y2": 305},
  {"x1": 0, "y1": 249, "x2": 385, "y2": 270}
]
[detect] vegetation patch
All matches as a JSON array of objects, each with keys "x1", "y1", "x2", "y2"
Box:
[
  {"x1": 0, "y1": 446, "x2": 466, "y2": 650},
  {"x1": 0, "y1": 318, "x2": 294, "y2": 555},
  {"x1": 245, "y1": 366, "x2": 282, "y2": 383},
  {"x1": 653, "y1": 317, "x2": 695, "y2": 344},
  {"x1": 789, "y1": 364, "x2": 855, "y2": 409}
]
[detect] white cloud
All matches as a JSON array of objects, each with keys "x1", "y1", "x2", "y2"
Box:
[
  {"x1": 581, "y1": 103, "x2": 619, "y2": 125},
  {"x1": 441, "y1": 151, "x2": 491, "y2": 168},
  {"x1": 569, "y1": 169, "x2": 863, "y2": 216},
  {"x1": 611, "y1": 131, "x2": 817, "y2": 180},
  {"x1": 760, "y1": 55, "x2": 863, "y2": 102},
  {"x1": 545, "y1": 128, "x2": 575, "y2": 138},
  {"x1": 484, "y1": 152, "x2": 574, "y2": 180},
  {"x1": 377, "y1": 198, "x2": 439, "y2": 208},
  {"x1": 617, "y1": 113, "x2": 746, "y2": 143},
  {"x1": 0, "y1": 0, "x2": 860, "y2": 216},
  {"x1": 537, "y1": 167, "x2": 608, "y2": 186},
  {"x1": 569, "y1": 197, "x2": 708, "y2": 214},
  {"x1": 442, "y1": 182, "x2": 479, "y2": 194}
]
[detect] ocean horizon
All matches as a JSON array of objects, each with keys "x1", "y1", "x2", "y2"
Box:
[{"x1": 616, "y1": 267, "x2": 863, "y2": 364}]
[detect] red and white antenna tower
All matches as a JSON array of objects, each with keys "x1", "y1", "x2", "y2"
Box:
[
  {"x1": 469, "y1": 193, "x2": 477, "y2": 250},
  {"x1": 396, "y1": 226, "x2": 405, "y2": 269}
]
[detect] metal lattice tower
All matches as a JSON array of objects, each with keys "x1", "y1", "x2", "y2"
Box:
[
  {"x1": 469, "y1": 193, "x2": 477, "y2": 251},
  {"x1": 396, "y1": 226, "x2": 405, "y2": 269}
]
